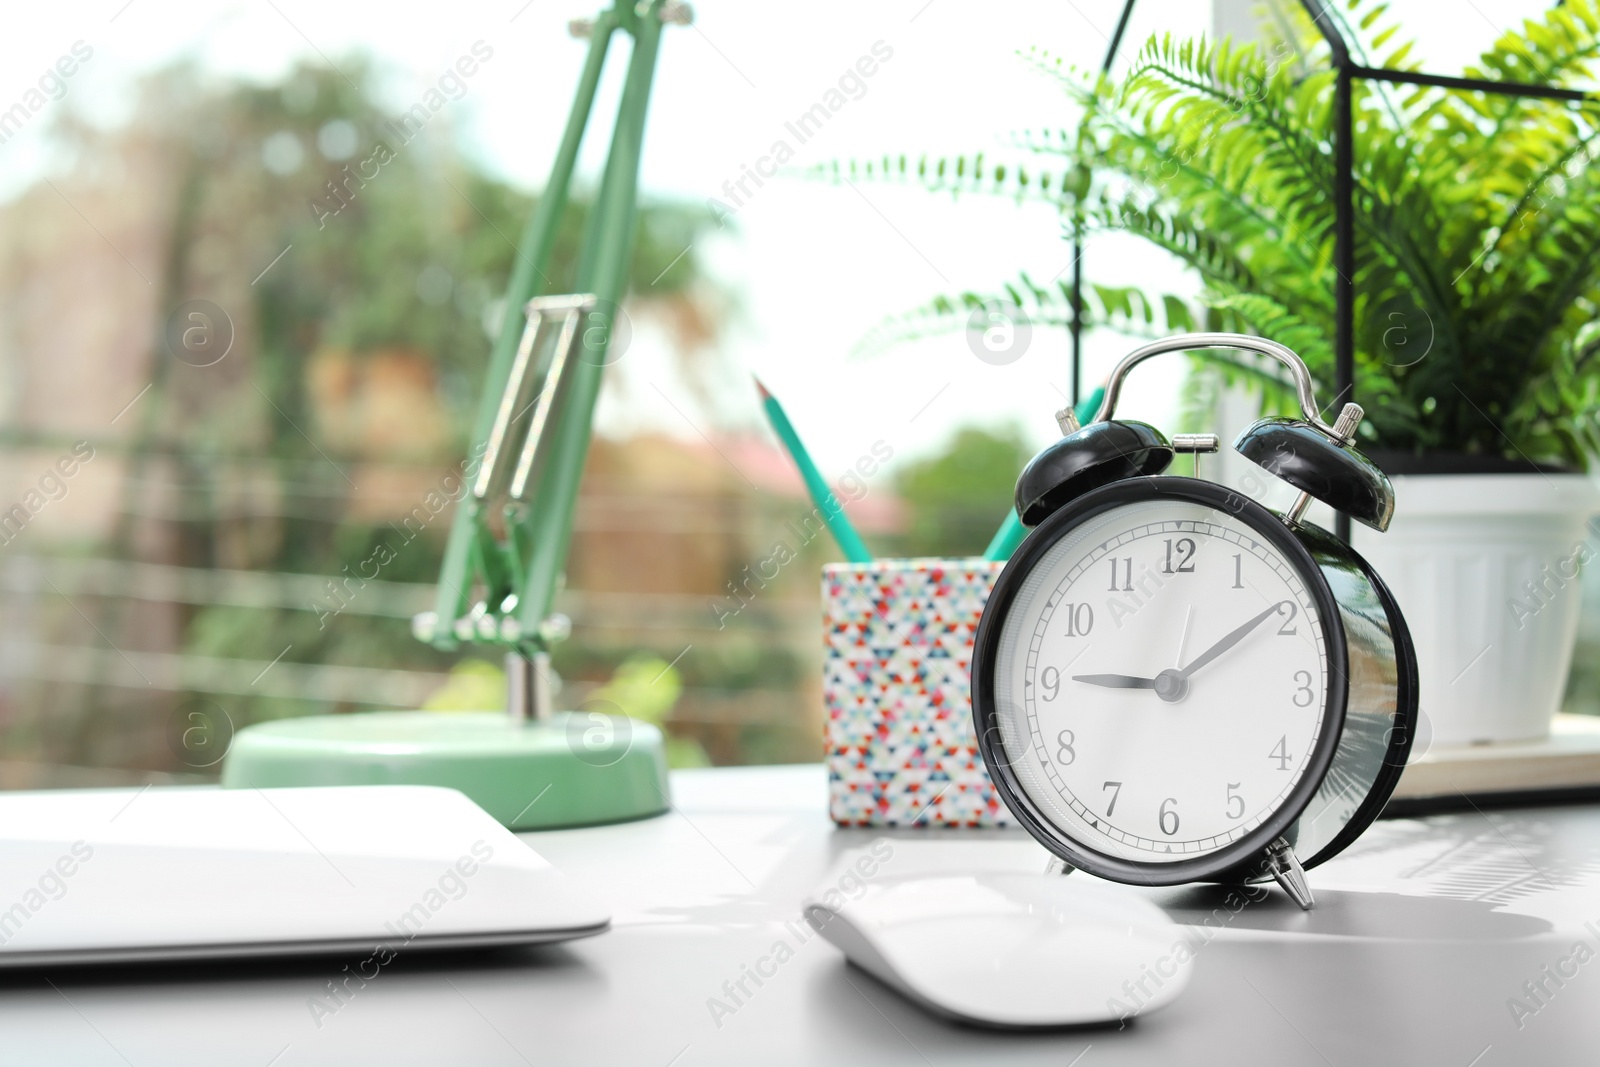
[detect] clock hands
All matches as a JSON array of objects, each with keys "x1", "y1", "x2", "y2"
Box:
[
  {"x1": 1071, "y1": 602, "x2": 1282, "y2": 703},
  {"x1": 1173, "y1": 605, "x2": 1194, "y2": 669},
  {"x1": 1174, "y1": 603, "x2": 1281, "y2": 681},
  {"x1": 1071, "y1": 673, "x2": 1157, "y2": 689}
]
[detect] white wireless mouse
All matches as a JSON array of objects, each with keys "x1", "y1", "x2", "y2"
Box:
[{"x1": 804, "y1": 868, "x2": 1191, "y2": 1028}]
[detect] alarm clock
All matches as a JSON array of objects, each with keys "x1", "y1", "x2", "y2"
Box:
[{"x1": 971, "y1": 333, "x2": 1417, "y2": 909}]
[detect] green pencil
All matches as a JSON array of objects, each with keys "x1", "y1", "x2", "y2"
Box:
[
  {"x1": 755, "y1": 377, "x2": 874, "y2": 564},
  {"x1": 982, "y1": 386, "x2": 1106, "y2": 562}
]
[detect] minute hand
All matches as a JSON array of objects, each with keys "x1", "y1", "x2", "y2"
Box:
[{"x1": 1176, "y1": 604, "x2": 1281, "y2": 680}]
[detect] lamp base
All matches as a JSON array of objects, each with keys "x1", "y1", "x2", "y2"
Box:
[{"x1": 220, "y1": 710, "x2": 670, "y2": 830}]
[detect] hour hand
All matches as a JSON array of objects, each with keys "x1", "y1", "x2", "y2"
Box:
[{"x1": 1072, "y1": 673, "x2": 1157, "y2": 689}]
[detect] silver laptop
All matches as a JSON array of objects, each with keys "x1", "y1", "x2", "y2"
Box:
[{"x1": 0, "y1": 784, "x2": 609, "y2": 967}]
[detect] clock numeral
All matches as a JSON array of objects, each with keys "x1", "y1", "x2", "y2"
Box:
[
  {"x1": 1158, "y1": 797, "x2": 1180, "y2": 836},
  {"x1": 1102, "y1": 780, "x2": 1122, "y2": 816},
  {"x1": 1292, "y1": 669, "x2": 1314, "y2": 707},
  {"x1": 1040, "y1": 666, "x2": 1060, "y2": 702},
  {"x1": 1063, "y1": 602, "x2": 1094, "y2": 637},
  {"x1": 1162, "y1": 537, "x2": 1196, "y2": 575},
  {"x1": 1232, "y1": 553, "x2": 1243, "y2": 589},
  {"x1": 1270, "y1": 734, "x2": 1292, "y2": 771},
  {"x1": 1226, "y1": 782, "x2": 1245, "y2": 820},
  {"x1": 1275, "y1": 601, "x2": 1298, "y2": 635},
  {"x1": 1107, "y1": 557, "x2": 1133, "y2": 592},
  {"x1": 1055, "y1": 730, "x2": 1076, "y2": 766}
]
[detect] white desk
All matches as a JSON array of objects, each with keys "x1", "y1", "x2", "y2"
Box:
[{"x1": 2, "y1": 764, "x2": 1598, "y2": 1065}]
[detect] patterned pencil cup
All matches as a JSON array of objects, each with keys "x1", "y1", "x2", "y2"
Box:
[{"x1": 823, "y1": 558, "x2": 1012, "y2": 827}]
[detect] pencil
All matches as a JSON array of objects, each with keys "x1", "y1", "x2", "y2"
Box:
[
  {"x1": 755, "y1": 377, "x2": 874, "y2": 564},
  {"x1": 982, "y1": 386, "x2": 1106, "y2": 562}
]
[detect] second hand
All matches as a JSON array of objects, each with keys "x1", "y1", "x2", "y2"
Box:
[{"x1": 1174, "y1": 605, "x2": 1194, "y2": 670}]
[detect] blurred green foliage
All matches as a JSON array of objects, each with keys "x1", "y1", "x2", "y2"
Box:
[
  {"x1": 422, "y1": 660, "x2": 507, "y2": 713},
  {"x1": 590, "y1": 654, "x2": 708, "y2": 768},
  {"x1": 893, "y1": 424, "x2": 1031, "y2": 558},
  {"x1": 830, "y1": 0, "x2": 1600, "y2": 466},
  {"x1": 74, "y1": 58, "x2": 725, "y2": 734}
]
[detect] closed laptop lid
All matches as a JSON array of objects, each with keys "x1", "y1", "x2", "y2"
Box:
[{"x1": 0, "y1": 785, "x2": 609, "y2": 967}]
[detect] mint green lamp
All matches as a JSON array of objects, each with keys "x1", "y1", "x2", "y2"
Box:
[{"x1": 221, "y1": 1, "x2": 693, "y2": 830}]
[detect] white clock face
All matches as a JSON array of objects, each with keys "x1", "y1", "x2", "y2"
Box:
[{"x1": 991, "y1": 498, "x2": 1329, "y2": 864}]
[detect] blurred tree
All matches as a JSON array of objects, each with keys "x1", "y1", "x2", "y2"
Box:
[
  {"x1": 422, "y1": 660, "x2": 508, "y2": 714},
  {"x1": 894, "y1": 424, "x2": 1031, "y2": 558},
  {"x1": 589, "y1": 653, "x2": 708, "y2": 768},
  {"x1": 5, "y1": 56, "x2": 729, "y2": 758},
  {"x1": 162, "y1": 59, "x2": 724, "y2": 710}
]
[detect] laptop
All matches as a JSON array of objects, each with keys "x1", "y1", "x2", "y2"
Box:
[{"x1": 0, "y1": 784, "x2": 609, "y2": 967}]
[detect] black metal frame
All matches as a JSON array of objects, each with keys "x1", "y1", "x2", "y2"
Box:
[
  {"x1": 1083, "y1": 0, "x2": 1597, "y2": 540},
  {"x1": 1068, "y1": 1, "x2": 1135, "y2": 407}
]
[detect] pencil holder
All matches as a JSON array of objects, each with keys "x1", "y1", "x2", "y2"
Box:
[{"x1": 822, "y1": 558, "x2": 1012, "y2": 827}]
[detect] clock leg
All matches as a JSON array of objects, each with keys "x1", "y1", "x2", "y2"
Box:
[
  {"x1": 1044, "y1": 857, "x2": 1075, "y2": 876},
  {"x1": 1263, "y1": 837, "x2": 1314, "y2": 910}
]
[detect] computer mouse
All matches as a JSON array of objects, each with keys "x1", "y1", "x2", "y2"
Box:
[{"x1": 804, "y1": 871, "x2": 1191, "y2": 1028}]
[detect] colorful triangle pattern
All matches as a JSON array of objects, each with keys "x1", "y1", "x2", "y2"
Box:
[{"x1": 821, "y1": 558, "x2": 1012, "y2": 828}]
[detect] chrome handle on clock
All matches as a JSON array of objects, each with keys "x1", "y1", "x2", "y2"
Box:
[
  {"x1": 1019, "y1": 331, "x2": 1394, "y2": 530},
  {"x1": 1089, "y1": 332, "x2": 1350, "y2": 442},
  {"x1": 1076, "y1": 331, "x2": 1394, "y2": 532}
]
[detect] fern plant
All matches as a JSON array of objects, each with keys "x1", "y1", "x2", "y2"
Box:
[{"x1": 827, "y1": 0, "x2": 1600, "y2": 466}]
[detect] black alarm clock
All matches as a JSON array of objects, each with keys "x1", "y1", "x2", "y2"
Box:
[{"x1": 971, "y1": 333, "x2": 1417, "y2": 909}]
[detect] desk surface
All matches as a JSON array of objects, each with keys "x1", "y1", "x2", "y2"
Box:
[{"x1": 3, "y1": 765, "x2": 1599, "y2": 1066}]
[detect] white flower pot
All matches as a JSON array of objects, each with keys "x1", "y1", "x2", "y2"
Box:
[{"x1": 1352, "y1": 473, "x2": 1600, "y2": 745}]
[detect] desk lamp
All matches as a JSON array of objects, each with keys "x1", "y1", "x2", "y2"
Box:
[{"x1": 222, "y1": 1, "x2": 690, "y2": 829}]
